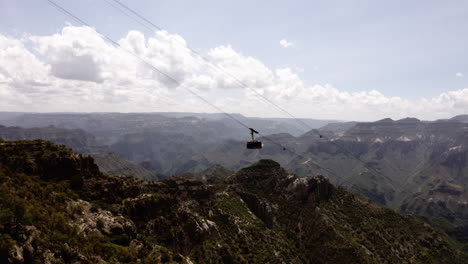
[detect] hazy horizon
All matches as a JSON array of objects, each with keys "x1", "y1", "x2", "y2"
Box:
[{"x1": 1, "y1": 110, "x2": 466, "y2": 123}]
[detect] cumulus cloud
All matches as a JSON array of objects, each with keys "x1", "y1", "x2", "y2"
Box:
[
  {"x1": 456, "y1": 72, "x2": 463, "y2": 78},
  {"x1": 31, "y1": 27, "x2": 106, "y2": 83},
  {"x1": 279, "y1": 38, "x2": 293, "y2": 48},
  {"x1": 0, "y1": 26, "x2": 467, "y2": 121}
]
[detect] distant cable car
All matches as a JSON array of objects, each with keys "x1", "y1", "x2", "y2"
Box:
[{"x1": 247, "y1": 128, "x2": 262, "y2": 149}]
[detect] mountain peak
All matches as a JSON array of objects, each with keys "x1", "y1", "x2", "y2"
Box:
[
  {"x1": 231, "y1": 159, "x2": 287, "y2": 187},
  {"x1": 450, "y1": 114, "x2": 468, "y2": 122},
  {"x1": 396, "y1": 117, "x2": 420, "y2": 123},
  {"x1": 376, "y1": 118, "x2": 394, "y2": 122},
  {"x1": 243, "y1": 159, "x2": 281, "y2": 170},
  {"x1": 286, "y1": 174, "x2": 333, "y2": 202}
]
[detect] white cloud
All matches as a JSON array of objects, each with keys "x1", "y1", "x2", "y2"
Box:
[
  {"x1": 456, "y1": 72, "x2": 463, "y2": 78},
  {"x1": 0, "y1": 26, "x2": 467, "y2": 121},
  {"x1": 279, "y1": 38, "x2": 293, "y2": 48}
]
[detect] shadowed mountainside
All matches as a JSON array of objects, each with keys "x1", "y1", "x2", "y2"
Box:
[{"x1": 0, "y1": 140, "x2": 465, "y2": 263}]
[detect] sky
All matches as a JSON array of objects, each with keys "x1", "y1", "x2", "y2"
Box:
[{"x1": 0, "y1": 0, "x2": 467, "y2": 121}]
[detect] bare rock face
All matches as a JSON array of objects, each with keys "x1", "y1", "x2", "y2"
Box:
[
  {"x1": 226, "y1": 159, "x2": 335, "y2": 230},
  {"x1": 68, "y1": 200, "x2": 136, "y2": 238},
  {"x1": 287, "y1": 175, "x2": 333, "y2": 203},
  {"x1": 238, "y1": 191, "x2": 277, "y2": 228},
  {"x1": 171, "y1": 208, "x2": 220, "y2": 255},
  {"x1": 229, "y1": 160, "x2": 334, "y2": 230},
  {"x1": 9, "y1": 245, "x2": 23, "y2": 263},
  {"x1": 124, "y1": 193, "x2": 177, "y2": 221},
  {"x1": 19, "y1": 226, "x2": 36, "y2": 262}
]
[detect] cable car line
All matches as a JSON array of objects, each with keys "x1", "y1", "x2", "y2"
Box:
[
  {"x1": 44, "y1": 0, "x2": 407, "y2": 193},
  {"x1": 104, "y1": 1, "x2": 349, "y2": 162},
  {"x1": 106, "y1": 0, "x2": 314, "y2": 129},
  {"x1": 101, "y1": 0, "x2": 410, "y2": 196},
  {"x1": 45, "y1": 0, "x2": 344, "y2": 182},
  {"x1": 46, "y1": 0, "x2": 252, "y2": 133},
  {"x1": 102, "y1": 0, "x2": 405, "y2": 189}
]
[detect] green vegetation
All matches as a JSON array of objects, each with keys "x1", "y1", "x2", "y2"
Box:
[
  {"x1": 0, "y1": 142, "x2": 466, "y2": 263},
  {"x1": 0, "y1": 142, "x2": 139, "y2": 263}
]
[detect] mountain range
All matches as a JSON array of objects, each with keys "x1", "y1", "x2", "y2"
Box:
[
  {"x1": 1, "y1": 112, "x2": 467, "y2": 247},
  {"x1": 0, "y1": 112, "x2": 334, "y2": 176}
]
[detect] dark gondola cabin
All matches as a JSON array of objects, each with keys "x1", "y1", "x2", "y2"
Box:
[
  {"x1": 247, "y1": 128, "x2": 262, "y2": 149},
  {"x1": 247, "y1": 140, "x2": 262, "y2": 149}
]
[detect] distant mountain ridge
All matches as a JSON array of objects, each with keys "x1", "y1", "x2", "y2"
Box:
[
  {"x1": 0, "y1": 112, "x2": 338, "y2": 175},
  {"x1": 341, "y1": 117, "x2": 467, "y2": 142},
  {"x1": 450, "y1": 114, "x2": 468, "y2": 122},
  {"x1": 0, "y1": 112, "x2": 336, "y2": 141},
  {"x1": 0, "y1": 125, "x2": 106, "y2": 153}
]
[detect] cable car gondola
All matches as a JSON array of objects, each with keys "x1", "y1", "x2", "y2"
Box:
[{"x1": 247, "y1": 128, "x2": 262, "y2": 149}]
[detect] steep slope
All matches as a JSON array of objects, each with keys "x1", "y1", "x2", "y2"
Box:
[
  {"x1": 0, "y1": 141, "x2": 465, "y2": 263},
  {"x1": 399, "y1": 139, "x2": 468, "y2": 243},
  {"x1": 291, "y1": 119, "x2": 468, "y2": 243},
  {"x1": 89, "y1": 152, "x2": 162, "y2": 180},
  {"x1": 110, "y1": 130, "x2": 209, "y2": 175}
]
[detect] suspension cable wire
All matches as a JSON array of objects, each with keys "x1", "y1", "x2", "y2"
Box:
[
  {"x1": 102, "y1": 0, "x2": 408, "y2": 190},
  {"x1": 46, "y1": 0, "x2": 251, "y2": 132},
  {"x1": 44, "y1": 0, "x2": 344, "y2": 182},
  {"x1": 44, "y1": 0, "x2": 251, "y2": 178},
  {"x1": 103, "y1": 0, "x2": 159, "y2": 34},
  {"x1": 106, "y1": 0, "x2": 314, "y2": 128},
  {"x1": 45, "y1": 0, "x2": 409, "y2": 194},
  {"x1": 103, "y1": 0, "x2": 365, "y2": 185},
  {"x1": 46, "y1": 0, "x2": 418, "y2": 196}
]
